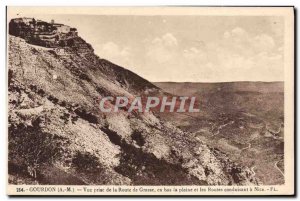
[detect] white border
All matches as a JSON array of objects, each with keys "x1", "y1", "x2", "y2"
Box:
[{"x1": 1, "y1": 0, "x2": 298, "y2": 200}]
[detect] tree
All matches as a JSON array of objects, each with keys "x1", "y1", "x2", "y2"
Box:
[
  {"x1": 32, "y1": 18, "x2": 36, "y2": 26},
  {"x1": 8, "y1": 118, "x2": 69, "y2": 179}
]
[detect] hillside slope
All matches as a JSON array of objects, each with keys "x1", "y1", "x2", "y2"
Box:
[
  {"x1": 154, "y1": 82, "x2": 284, "y2": 185},
  {"x1": 8, "y1": 31, "x2": 259, "y2": 185}
]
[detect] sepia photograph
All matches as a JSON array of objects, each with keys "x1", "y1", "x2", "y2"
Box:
[{"x1": 6, "y1": 6, "x2": 294, "y2": 196}]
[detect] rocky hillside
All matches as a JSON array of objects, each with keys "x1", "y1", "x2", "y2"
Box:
[
  {"x1": 155, "y1": 82, "x2": 284, "y2": 185},
  {"x1": 8, "y1": 21, "x2": 259, "y2": 186}
]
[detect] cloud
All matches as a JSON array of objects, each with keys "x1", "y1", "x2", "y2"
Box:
[
  {"x1": 224, "y1": 27, "x2": 248, "y2": 39},
  {"x1": 222, "y1": 27, "x2": 276, "y2": 55},
  {"x1": 95, "y1": 28, "x2": 283, "y2": 82},
  {"x1": 183, "y1": 47, "x2": 207, "y2": 63},
  {"x1": 152, "y1": 33, "x2": 178, "y2": 47},
  {"x1": 253, "y1": 34, "x2": 276, "y2": 52},
  {"x1": 146, "y1": 33, "x2": 178, "y2": 63},
  {"x1": 210, "y1": 27, "x2": 283, "y2": 81},
  {"x1": 95, "y1": 42, "x2": 133, "y2": 67},
  {"x1": 141, "y1": 28, "x2": 283, "y2": 82}
]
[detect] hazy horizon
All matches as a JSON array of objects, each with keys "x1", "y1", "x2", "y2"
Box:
[
  {"x1": 8, "y1": 9, "x2": 284, "y2": 82},
  {"x1": 153, "y1": 80, "x2": 284, "y2": 83}
]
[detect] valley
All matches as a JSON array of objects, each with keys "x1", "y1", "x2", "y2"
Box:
[{"x1": 154, "y1": 82, "x2": 284, "y2": 185}]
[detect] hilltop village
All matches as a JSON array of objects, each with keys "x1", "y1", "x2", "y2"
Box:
[{"x1": 9, "y1": 18, "x2": 93, "y2": 55}]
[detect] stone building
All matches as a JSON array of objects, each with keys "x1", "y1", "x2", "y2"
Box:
[{"x1": 9, "y1": 18, "x2": 79, "y2": 48}]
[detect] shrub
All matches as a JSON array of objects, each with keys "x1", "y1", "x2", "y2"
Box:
[
  {"x1": 8, "y1": 122, "x2": 68, "y2": 179},
  {"x1": 72, "y1": 152, "x2": 102, "y2": 173},
  {"x1": 72, "y1": 151, "x2": 109, "y2": 184}
]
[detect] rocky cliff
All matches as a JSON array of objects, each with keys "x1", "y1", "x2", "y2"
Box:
[{"x1": 8, "y1": 20, "x2": 260, "y2": 186}]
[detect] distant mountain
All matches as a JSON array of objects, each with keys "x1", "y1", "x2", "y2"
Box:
[
  {"x1": 154, "y1": 82, "x2": 284, "y2": 96},
  {"x1": 8, "y1": 18, "x2": 259, "y2": 186}
]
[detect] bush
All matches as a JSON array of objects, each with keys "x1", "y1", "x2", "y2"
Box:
[
  {"x1": 8, "y1": 121, "x2": 68, "y2": 179},
  {"x1": 8, "y1": 69, "x2": 13, "y2": 86},
  {"x1": 72, "y1": 152, "x2": 102, "y2": 173},
  {"x1": 72, "y1": 151, "x2": 109, "y2": 184}
]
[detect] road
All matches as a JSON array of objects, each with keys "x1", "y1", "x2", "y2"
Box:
[
  {"x1": 274, "y1": 160, "x2": 284, "y2": 177},
  {"x1": 212, "y1": 121, "x2": 234, "y2": 136},
  {"x1": 250, "y1": 166, "x2": 256, "y2": 176}
]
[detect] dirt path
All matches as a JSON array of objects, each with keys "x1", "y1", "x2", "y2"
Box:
[
  {"x1": 241, "y1": 143, "x2": 251, "y2": 151},
  {"x1": 212, "y1": 121, "x2": 234, "y2": 136},
  {"x1": 250, "y1": 166, "x2": 256, "y2": 176},
  {"x1": 274, "y1": 160, "x2": 284, "y2": 177}
]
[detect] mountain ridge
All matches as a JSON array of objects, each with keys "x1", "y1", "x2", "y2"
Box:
[{"x1": 8, "y1": 17, "x2": 259, "y2": 186}]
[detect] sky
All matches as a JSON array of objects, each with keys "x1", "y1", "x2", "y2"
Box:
[{"x1": 8, "y1": 11, "x2": 284, "y2": 82}]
